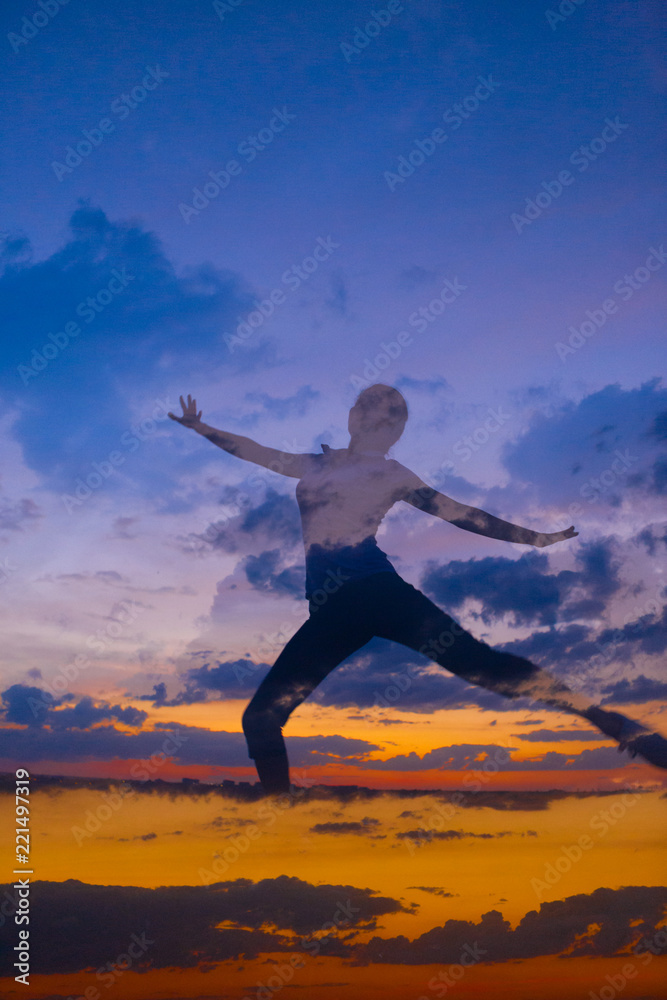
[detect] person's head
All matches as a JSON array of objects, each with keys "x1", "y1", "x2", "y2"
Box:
[{"x1": 348, "y1": 384, "x2": 408, "y2": 454}]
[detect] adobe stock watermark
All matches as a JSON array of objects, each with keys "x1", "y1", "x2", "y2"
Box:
[
  {"x1": 588, "y1": 584, "x2": 665, "y2": 672},
  {"x1": 545, "y1": 441, "x2": 639, "y2": 540},
  {"x1": 578, "y1": 448, "x2": 638, "y2": 504},
  {"x1": 17, "y1": 268, "x2": 135, "y2": 385},
  {"x1": 8, "y1": 0, "x2": 72, "y2": 54},
  {"x1": 0, "y1": 556, "x2": 18, "y2": 586},
  {"x1": 61, "y1": 396, "x2": 177, "y2": 513},
  {"x1": 71, "y1": 731, "x2": 190, "y2": 846},
  {"x1": 198, "y1": 770, "x2": 314, "y2": 885},
  {"x1": 556, "y1": 245, "x2": 666, "y2": 361},
  {"x1": 186, "y1": 437, "x2": 309, "y2": 551},
  {"x1": 450, "y1": 407, "x2": 511, "y2": 464},
  {"x1": 545, "y1": 0, "x2": 587, "y2": 31},
  {"x1": 66, "y1": 930, "x2": 155, "y2": 997},
  {"x1": 178, "y1": 106, "x2": 296, "y2": 223},
  {"x1": 51, "y1": 66, "x2": 170, "y2": 181},
  {"x1": 511, "y1": 116, "x2": 629, "y2": 233},
  {"x1": 530, "y1": 792, "x2": 641, "y2": 899},
  {"x1": 70, "y1": 782, "x2": 135, "y2": 847},
  {"x1": 588, "y1": 926, "x2": 667, "y2": 1000},
  {"x1": 385, "y1": 76, "x2": 500, "y2": 191},
  {"x1": 350, "y1": 276, "x2": 467, "y2": 389},
  {"x1": 373, "y1": 619, "x2": 468, "y2": 713},
  {"x1": 32, "y1": 599, "x2": 147, "y2": 708},
  {"x1": 242, "y1": 898, "x2": 360, "y2": 1000},
  {"x1": 253, "y1": 566, "x2": 351, "y2": 660},
  {"x1": 389, "y1": 406, "x2": 516, "y2": 527},
  {"x1": 418, "y1": 942, "x2": 486, "y2": 999},
  {"x1": 340, "y1": 1, "x2": 405, "y2": 62},
  {"x1": 224, "y1": 236, "x2": 340, "y2": 351},
  {"x1": 213, "y1": 0, "x2": 244, "y2": 21},
  {"x1": 401, "y1": 746, "x2": 516, "y2": 856}
]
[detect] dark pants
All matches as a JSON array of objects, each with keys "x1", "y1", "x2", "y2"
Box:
[{"x1": 242, "y1": 572, "x2": 563, "y2": 761}]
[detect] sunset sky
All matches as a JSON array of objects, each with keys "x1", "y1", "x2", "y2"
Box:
[{"x1": 0, "y1": 0, "x2": 665, "y2": 997}]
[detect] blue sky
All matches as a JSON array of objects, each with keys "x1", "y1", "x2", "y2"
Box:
[{"x1": 0, "y1": 0, "x2": 665, "y2": 776}]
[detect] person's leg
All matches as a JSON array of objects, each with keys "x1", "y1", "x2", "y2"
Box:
[
  {"x1": 373, "y1": 575, "x2": 589, "y2": 710},
  {"x1": 372, "y1": 575, "x2": 667, "y2": 767},
  {"x1": 242, "y1": 586, "x2": 375, "y2": 793}
]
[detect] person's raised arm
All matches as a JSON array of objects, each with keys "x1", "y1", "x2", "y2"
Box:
[
  {"x1": 168, "y1": 395, "x2": 315, "y2": 479},
  {"x1": 399, "y1": 467, "x2": 577, "y2": 548}
]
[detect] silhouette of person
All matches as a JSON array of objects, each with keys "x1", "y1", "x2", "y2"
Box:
[{"x1": 170, "y1": 385, "x2": 667, "y2": 793}]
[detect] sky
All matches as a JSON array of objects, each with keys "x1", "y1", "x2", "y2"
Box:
[{"x1": 0, "y1": 0, "x2": 666, "y2": 997}]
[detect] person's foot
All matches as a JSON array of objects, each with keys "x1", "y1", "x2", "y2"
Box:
[
  {"x1": 255, "y1": 754, "x2": 291, "y2": 795},
  {"x1": 620, "y1": 732, "x2": 667, "y2": 770},
  {"x1": 584, "y1": 706, "x2": 667, "y2": 770}
]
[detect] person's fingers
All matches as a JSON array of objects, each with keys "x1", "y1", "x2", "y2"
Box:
[{"x1": 179, "y1": 394, "x2": 185, "y2": 409}]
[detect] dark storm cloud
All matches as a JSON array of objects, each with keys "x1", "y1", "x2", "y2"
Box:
[
  {"x1": 162, "y1": 636, "x2": 555, "y2": 716},
  {"x1": 6, "y1": 880, "x2": 662, "y2": 975},
  {"x1": 0, "y1": 205, "x2": 264, "y2": 495},
  {"x1": 0, "y1": 716, "x2": 633, "y2": 769},
  {"x1": 633, "y1": 524, "x2": 667, "y2": 556},
  {"x1": 305, "y1": 637, "x2": 502, "y2": 715},
  {"x1": 420, "y1": 538, "x2": 621, "y2": 628},
  {"x1": 0, "y1": 875, "x2": 407, "y2": 975},
  {"x1": 0, "y1": 496, "x2": 42, "y2": 534},
  {"x1": 147, "y1": 592, "x2": 666, "y2": 717},
  {"x1": 355, "y1": 743, "x2": 627, "y2": 772},
  {"x1": 0, "y1": 718, "x2": 378, "y2": 768},
  {"x1": 1, "y1": 683, "x2": 56, "y2": 726},
  {"x1": 600, "y1": 673, "x2": 667, "y2": 705},
  {"x1": 354, "y1": 886, "x2": 667, "y2": 965},
  {"x1": 184, "y1": 487, "x2": 302, "y2": 556},
  {"x1": 171, "y1": 639, "x2": 474, "y2": 714},
  {"x1": 136, "y1": 679, "x2": 209, "y2": 707},
  {"x1": 421, "y1": 550, "x2": 559, "y2": 627},
  {"x1": 496, "y1": 603, "x2": 667, "y2": 697},
  {"x1": 310, "y1": 817, "x2": 383, "y2": 837},
  {"x1": 406, "y1": 886, "x2": 459, "y2": 898},
  {"x1": 47, "y1": 696, "x2": 148, "y2": 730},
  {"x1": 498, "y1": 623, "x2": 594, "y2": 667},
  {"x1": 179, "y1": 658, "x2": 272, "y2": 700},
  {"x1": 238, "y1": 489, "x2": 302, "y2": 546},
  {"x1": 396, "y1": 829, "x2": 516, "y2": 842},
  {"x1": 513, "y1": 728, "x2": 605, "y2": 742},
  {"x1": 0, "y1": 683, "x2": 146, "y2": 729},
  {"x1": 500, "y1": 379, "x2": 667, "y2": 508},
  {"x1": 242, "y1": 548, "x2": 305, "y2": 597},
  {"x1": 596, "y1": 605, "x2": 667, "y2": 658}
]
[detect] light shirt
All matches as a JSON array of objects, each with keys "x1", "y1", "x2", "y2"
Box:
[{"x1": 295, "y1": 445, "x2": 412, "y2": 597}]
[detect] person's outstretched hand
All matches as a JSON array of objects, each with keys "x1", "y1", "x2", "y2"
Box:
[
  {"x1": 534, "y1": 525, "x2": 578, "y2": 547},
  {"x1": 168, "y1": 394, "x2": 202, "y2": 429}
]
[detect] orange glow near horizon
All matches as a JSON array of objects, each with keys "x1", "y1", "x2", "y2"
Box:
[{"x1": 4, "y1": 952, "x2": 667, "y2": 1000}]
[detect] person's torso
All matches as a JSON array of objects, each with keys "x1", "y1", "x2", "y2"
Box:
[{"x1": 296, "y1": 448, "x2": 408, "y2": 596}]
